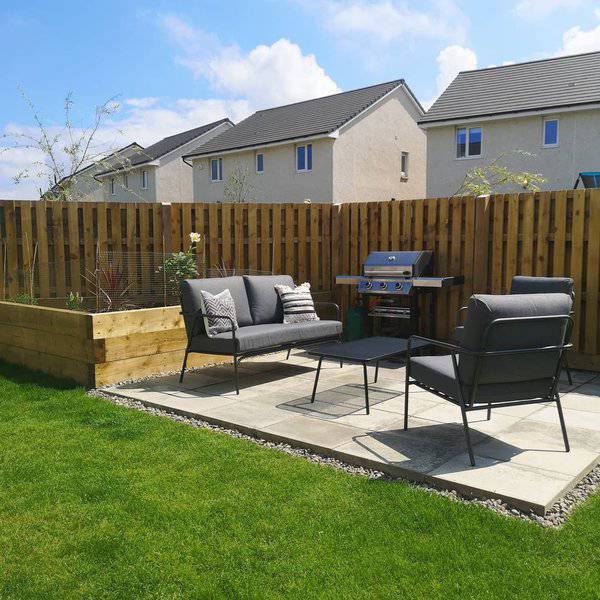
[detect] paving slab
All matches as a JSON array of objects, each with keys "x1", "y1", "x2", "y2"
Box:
[{"x1": 105, "y1": 363, "x2": 600, "y2": 515}]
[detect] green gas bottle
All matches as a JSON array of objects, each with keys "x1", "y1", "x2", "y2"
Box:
[{"x1": 344, "y1": 301, "x2": 368, "y2": 341}]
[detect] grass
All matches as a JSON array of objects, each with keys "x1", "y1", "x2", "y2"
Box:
[{"x1": 0, "y1": 362, "x2": 599, "y2": 599}]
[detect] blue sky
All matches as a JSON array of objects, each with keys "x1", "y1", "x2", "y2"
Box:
[{"x1": 2, "y1": 0, "x2": 600, "y2": 197}]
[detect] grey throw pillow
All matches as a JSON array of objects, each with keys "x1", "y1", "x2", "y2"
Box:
[
  {"x1": 274, "y1": 282, "x2": 320, "y2": 324},
  {"x1": 199, "y1": 289, "x2": 239, "y2": 336}
]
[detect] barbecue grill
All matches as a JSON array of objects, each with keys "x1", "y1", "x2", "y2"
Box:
[{"x1": 336, "y1": 250, "x2": 463, "y2": 337}]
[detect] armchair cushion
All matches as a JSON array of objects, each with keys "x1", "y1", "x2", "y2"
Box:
[
  {"x1": 190, "y1": 320, "x2": 342, "y2": 354},
  {"x1": 459, "y1": 293, "x2": 572, "y2": 386},
  {"x1": 410, "y1": 355, "x2": 554, "y2": 403},
  {"x1": 199, "y1": 288, "x2": 238, "y2": 336},
  {"x1": 243, "y1": 275, "x2": 294, "y2": 324}
]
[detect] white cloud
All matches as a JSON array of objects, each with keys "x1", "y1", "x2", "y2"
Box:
[
  {"x1": 160, "y1": 15, "x2": 340, "y2": 109},
  {"x1": 321, "y1": 0, "x2": 467, "y2": 45},
  {"x1": 515, "y1": 0, "x2": 582, "y2": 20},
  {"x1": 557, "y1": 9, "x2": 600, "y2": 54},
  {"x1": 422, "y1": 44, "x2": 477, "y2": 109},
  {"x1": 125, "y1": 97, "x2": 160, "y2": 108}
]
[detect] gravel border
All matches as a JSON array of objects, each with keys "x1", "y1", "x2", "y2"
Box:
[{"x1": 90, "y1": 386, "x2": 600, "y2": 528}]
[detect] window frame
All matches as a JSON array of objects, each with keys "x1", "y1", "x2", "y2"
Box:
[
  {"x1": 542, "y1": 118, "x2": 559, "y2": 147},
  {"x1": 210, "y1": 158, "x2": 223, "y2": 182},
  {"x1": 401, "y1": 151, "x2": 409, "y2": 178},
  {"x1": 256, "y1": 152, "x2": 264, "y2": 174},
  {"x1": 124, "y1": 173, "x2": 128, "y2": 189},
  {"x1": 141, "y1": 170, "x2": 148, "y2": 190},
  {"x1": 296, "y1": 143, "x2": 313, "y2": 173},
  {"x1": 455, "y1": 126, "x2": 483, "y2": 160},
  {"x1": 110, "y1": 178, "x2": 116, "y2": 195}
]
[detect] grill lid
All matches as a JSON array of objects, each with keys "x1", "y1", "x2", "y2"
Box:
[{"x1": 362, "y1": 251, "x2": 433, "y2": 278}]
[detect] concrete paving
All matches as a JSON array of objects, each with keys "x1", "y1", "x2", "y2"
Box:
[{"x1": 104, "y1": 350, "x2": 600, "y2": 515}]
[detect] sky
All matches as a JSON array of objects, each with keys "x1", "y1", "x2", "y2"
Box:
[{"x1": 2, "y1": 0, "x2": 600, "y2": 198}]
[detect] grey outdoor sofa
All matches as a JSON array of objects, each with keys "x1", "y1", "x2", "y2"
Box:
[
  {"x1": 179, "y1": 275, "x2": 343, "y2": 392},
  {"x1": 405, "y1": 292, "x2": 573, "y2": 466}
]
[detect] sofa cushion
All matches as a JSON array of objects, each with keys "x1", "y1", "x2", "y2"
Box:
[
  {"x1": 410, "y1": 355, "x2": 554, "y2": 404},
  {"x1": 459, "y1": 293, "x2": 572, "y2": 386},
  {"x1": 243, "y1": 275, "x2": 294, "y2": 324},
  {"x1": 190, "y1": 320, "x2": 342, "y2": 354},
  {"x1": 180, "y1": 277, "x2": 253, "y2": 337},
  {"x1": 199, "y1": 288, "x2": 238, "y2": 336}
]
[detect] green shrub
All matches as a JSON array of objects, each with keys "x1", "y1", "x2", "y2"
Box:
[{"x1": 8, "y1": 293, "x2": 38, "y2": 305}]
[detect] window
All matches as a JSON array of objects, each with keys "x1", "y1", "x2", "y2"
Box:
[
  {"x1": 401, "y1": 152, "x2": 409, "y2": 178},
  {"x1": 296, "y1": 143, "x2": 312, "y2": 172},
  {"x1": 141, "y1": 170, "x2": 148, "y2": 189},
  {"x1": 110, "y1": 178, "x2": 116, "y2": 195},
  {"x1": 456, "y1": 126, "x2": 482, "y2": 158},
  {"x1": 211, "y1": 158, "x2": 223, "y2": 182},
  {"x1": 124, "y1": 173, "x2": 128, "y2": 188},
  {"x1": 256, "y1": 153, "x2": 264, "y2": 174},
  {"x1": 543, "y1": 118, "x2": 559, "y2": 146}
]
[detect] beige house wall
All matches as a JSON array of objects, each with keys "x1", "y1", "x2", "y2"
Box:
[
  {"x1": 332, "y1": 88, "x2": 426, "y2": 202},
  {"x1": 192, "y1": 138, "x2": 335, "y2": 203},
  {"x1": 425, "y1": 108, "x2": 600, "y2": 197}
]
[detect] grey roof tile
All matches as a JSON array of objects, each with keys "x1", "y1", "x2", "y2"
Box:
[
  {"x1": 420, "y1": 51, "x2": 600, "y2": 124},
  {"x1": 186, "y1": 80, "x2": 420, "y2": 156}
]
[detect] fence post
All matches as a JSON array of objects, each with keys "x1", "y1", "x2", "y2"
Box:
[
  {"x1": 161, "y1": 203, "x2": 173, "y2": 254},
  {"x1": 472, "y1": 195, "x2": 490, "y2": 293}
]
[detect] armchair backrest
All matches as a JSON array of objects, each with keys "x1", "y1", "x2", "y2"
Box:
[
  {"x1": 510, "y1": 275, "x2": 574, "y2": 299},
  {"x1": 458, "y1": 293, "x2": 572, "y2": 389},
  {"x1": 180, "y1": 276, "x2": 253, "y2": 337}
]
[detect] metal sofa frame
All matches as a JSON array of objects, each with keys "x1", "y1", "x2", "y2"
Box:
[
  {"x1": 405, "y1": 315, "x2": 573, "y2": 466},
  {"x1": 179, "y1": 302, "x2": 342, "y2": 393}
]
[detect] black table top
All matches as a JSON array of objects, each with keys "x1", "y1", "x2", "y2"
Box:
[{"x1": 309, "y1": 336, "x2": 430, "y2": 362}]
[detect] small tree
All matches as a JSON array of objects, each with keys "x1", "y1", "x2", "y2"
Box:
[
  {"x1": 1, "y1": 88, "x2": 139, "y2": 201},
  {"x1": 223, "y1": 163, "x2": 254, "y2": 203},
  {"x1": 454, "y1": 151, "x2": 545, "y2": 197}
]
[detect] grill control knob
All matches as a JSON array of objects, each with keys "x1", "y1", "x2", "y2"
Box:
[
  {"x1": 395, "y1": 282, "x2": 402, "y2": 290},
  {"x1": 365, "y1": 281, "x2": 373, "y2": 289},
  {"x1": 379, "y1": 281, "x2": 387, "y2": 290}
]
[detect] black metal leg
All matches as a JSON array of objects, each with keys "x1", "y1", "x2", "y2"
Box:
[
  {"x1": 404, "y1": 376, "x2": 410, "y2": 430},
  {"x1": 311, "y1": 357, "x2": 323, "y2": 403},
  {"x1": 340, "y1": 360, "x2": 343, "y2": 368},
  {"x1": 555, "y1": 393, "x2": 570, "y2": 452},
  {"x1": 459, "y1": 404, "x2": 476, "y2": 466},
  {"x1": 563, "y1": 355, "x2": 573, "y2": 386},
  {"x1": 179, "y1": 348, "x2": 190, "y2": 383},
  {"x1": 286, "y1": 348, "x2": 292, "y2": 360},
  {"x1": 233, "y1": 356, "x2": 239, "y2": 395},
  {"x1": 362, "y1": 362, "x2": 370, "y2": 415},
  {"x1": 486, "y1": 404, "x2": 492, "y2": 420},
  {"x1": 374, "y1": 361, "x2": 379, "y2": 383}
]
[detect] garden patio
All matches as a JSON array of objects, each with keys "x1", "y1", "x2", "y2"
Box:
[{"x1": 104, "y1": 349, "x2": 600, "y2": 516}]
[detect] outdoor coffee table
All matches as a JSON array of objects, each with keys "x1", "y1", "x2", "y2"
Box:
[{"x1": 308, "y1": 336, "x2": 430, "y2": 414}]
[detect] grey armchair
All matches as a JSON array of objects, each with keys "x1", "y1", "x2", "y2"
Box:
[
  {"x1": 406, "y1": 293, "x2": 573, "y2": 466},
  {"x1": 454, "y1": 275, "x2": 575, "y2": 384}
]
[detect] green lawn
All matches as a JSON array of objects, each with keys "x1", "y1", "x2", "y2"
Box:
[{"x1": 0, "y1": 362, "x2": 599, "y2": 599}]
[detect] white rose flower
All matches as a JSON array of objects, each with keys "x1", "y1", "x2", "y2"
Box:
[{"x1": 189, "y1": 232, "x2": 201, "y2": 244}]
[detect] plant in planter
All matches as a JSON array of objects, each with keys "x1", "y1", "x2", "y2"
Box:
[
  {"x1": 65, "y1": 291, "x2": 84, "y2": 311},
  {"x1": 9, "y1": 293, "x2": 38, "y2": 305},
  {"x1": 159, "y1": 232, "x2": 205, "y2": 299}
]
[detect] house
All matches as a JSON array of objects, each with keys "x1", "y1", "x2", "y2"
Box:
[
  {"x1": 183, "y1": 80, "x2": 426, "y2": 203},
  {"x1": 47, "y1": 142, "x2": 144, "y2": 202},
  {"x1": 94, "y1": 119, "x2": 233, "y2": 202},
  {"x1": 420, "y1": 51, "x2": 600, "y2": 197}
]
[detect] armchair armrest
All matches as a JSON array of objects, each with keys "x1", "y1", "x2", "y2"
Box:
[
  {"x1": 314, "y1": 301, "x2": 341, "y2": 321},
  {"x1": 407, "y1": 335, "x2": 475, "y2": 358}
]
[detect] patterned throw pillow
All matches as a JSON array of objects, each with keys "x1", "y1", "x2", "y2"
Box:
[
  {"x1": 274, "y1": 282, "x2": 320, "y2": 324},
  {"x1": 199, "y1": 289, "x2": 239, "y2": 336}
]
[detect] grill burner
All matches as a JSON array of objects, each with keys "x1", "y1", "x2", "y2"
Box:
[{"x1": 336, "y1": 250, "x2": 464, "y2": 337}]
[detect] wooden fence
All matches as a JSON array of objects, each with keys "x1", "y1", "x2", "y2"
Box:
[{"x1": 1, "y1": 189, "x2": 599, "y2": 367}]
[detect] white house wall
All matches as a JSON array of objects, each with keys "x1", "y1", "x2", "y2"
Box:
[
  {"x1": 332, "y1": 88, "x2": 426, "y2": 202},
  {"x1": 425, "y1": 108, "x2": 600, "y2": 197},
  {"x1": 192, "y1": 138, "x2": 335, "y2": 203}
]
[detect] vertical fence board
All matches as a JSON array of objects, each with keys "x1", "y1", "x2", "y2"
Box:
[
  {"x1": 570, "y1": 190, "x2": 586, "y2": 350},
  {"x1": 52, "y1": 203, "x2": 66, "y2": 297}
]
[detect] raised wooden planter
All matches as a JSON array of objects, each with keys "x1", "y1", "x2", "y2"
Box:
[{"x1": 0, "y1": 302, "x2": 226, "y2": 387}]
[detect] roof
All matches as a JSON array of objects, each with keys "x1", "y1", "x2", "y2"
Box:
[
  {"x1": 420, "y1": 50, "x2": 600, "y2": 125},
  {"x1": 97, "y1": 118, "x2": 232, "y2": 175},
  {"x1": 185, "y1": 80, "x2": 422, "y2": 157}
]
